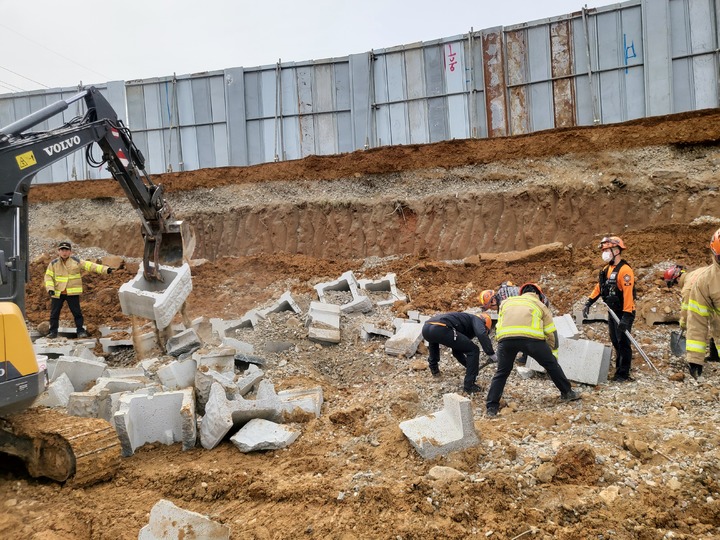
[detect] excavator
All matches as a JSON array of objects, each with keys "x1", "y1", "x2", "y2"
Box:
[{"x1": 0, "y1": 86, "x2": 190, "y2": 486}]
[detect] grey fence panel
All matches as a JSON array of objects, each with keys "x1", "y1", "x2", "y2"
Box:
[
  {"x1": 385, "y1": 51, "x2": 407, "y2": 145},
  {"x1": 349, "y1": 53, "x2": 371, "y2": 150},
  {"x1": 373, "y1": 53, "x2": 393, "y2": 147},
  {"x1": 4, "y1": 0, "x2": 720, "y2": 185},
  {"x1": 297, "y1": 67, "x2": 315, "y2": 158},
  {"x1": 425, "y1": 45, "x2": 448, "y2": 142},
  {"x1": 405, "y1": 48, "x2": 429, "y2": 144},
  {"x1": 334, "y1": 63, "x2": 354, "y2": 153},
  {"x1": 315, "y1": 64, "x2": 336, "y2": 155},
  {"x1": 225, "y1": 67, "x2": 248, "y2": 166}
]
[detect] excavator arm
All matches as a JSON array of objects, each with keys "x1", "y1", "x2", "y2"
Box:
[{"x1": 0, "y1": 86, "x2": 187, "y2": 313}]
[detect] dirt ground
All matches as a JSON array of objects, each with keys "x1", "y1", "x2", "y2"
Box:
[{"x1": 2, "y1": 109, "x2": 720, "y2": 539}]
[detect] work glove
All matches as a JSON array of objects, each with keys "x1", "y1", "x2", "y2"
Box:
[
  {"x1": 48, "y1": 290, "x2": 54, "y2": 298},
  {"x1": 618, "y1": 313, "x2": 632, "y2": 334},
  {"x1": 582, "y1": 301, "x2": 592, "y2": 320},
  {"x1": 107, "y1": 268, "x2": 113, "y2": 274},
  {"x1": 489, "y1": 353, "x2": 498, "y2": 363}
]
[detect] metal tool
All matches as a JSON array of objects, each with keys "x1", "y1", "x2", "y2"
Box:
[
  {"x1": 608, "y1": 310, "x2": 662, "y2": 376},
  {"x1": 669, "y1": 329, "x2": 686, "y2": 357}
]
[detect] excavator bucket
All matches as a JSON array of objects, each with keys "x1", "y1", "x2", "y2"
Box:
[
  {"x1": 142, "y1": 220, "x2": 195, "y2": 281},
  {"x1": 159, "y1": 220, "x2": 194, "y2": 265}
]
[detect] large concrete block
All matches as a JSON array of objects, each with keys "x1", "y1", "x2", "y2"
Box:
[
  {"x1": 119, "y1": 263, "x2": 192, "y2": 329},
  {"x1": 526, "y1": 338, "x2": 611, "y2": 386},
  {"x1": 385, "y1": 322, "x2": 424, "y2": 357},
  {"x1": 114, "y1": 388, "x2": 196, "y2": 456},
  {"x1": 139, "y1": 499, "x2": 229, "y2": 540},
  {"x1": 358, "y1": 272, "x2": 408, "y2": 306},
  {"x1": 399, "y1": 393, "x2": 480, "y2": 459},
  {"x1": 230, "y1": 418, "x2": 300, "y2": 452}
]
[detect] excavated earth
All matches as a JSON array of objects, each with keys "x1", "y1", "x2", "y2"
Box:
[{"x1": 2, "y1": 109, "x2": 720, "y2": 539}]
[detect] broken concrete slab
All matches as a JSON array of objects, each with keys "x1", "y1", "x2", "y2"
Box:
[
  {"x1": 139, "y1": 499, "x2": 230, "y2": 540},
  {"x1": 358, "y1": 272, "x2": 407, "y2": 306},
  {"x1": 314, "y1": 270, "x2": 372, "y2": 313},
  {"x1": 67, "y1": 377, "x2": 147, "y2": 421},
  {"x1": 119, "y1": 262, "x2": 192, "y2": 329},
  {"x1": 157, "y1": 357, "x2": 198, "y2": 390},
  {"x1": 385, "y1": 322, "x2": 424, "y2": 357},
  {"x1": 399, "y1": 393, "x2": 480, "y2": 459},
  {"x1": 194, "y1": 346, "x2": 236, "y2": 374},
  {"x1": 114, "y1": 387, "x2": 197, "y2": 457},
  {"x1": 361, "y1": 323, "x2": 395, "y2": 341},
  {"x1": 230, "y1": 418, "x2": 300, "y2": 452},
  {"x1": 554, "y1": 314, "x2": 580, "y2": 339},
  {"x1": 526, "y1": 337, "x2": 611, "y2": 385},
  {"x1": 32, "y1": 372, "x2": 74, "y2": 408},
  {"x1": 222, "y1": 337, "x2": 254, "y2": 355},
  {"x1": 50, "y1": 356, "x2": 107, "y2": 391},
  {"x1": 166, "y1": 328, "x2": 202, "y2": 357},
  {"x1": 575, "y1": 299, "x2": 609, "y2": 326},
  {"x1": 257, "y1": 291, "x2": 302, "y2": 318},
  {"x1": 307, "y1": 301, "x2": 341, "y2": 344}
]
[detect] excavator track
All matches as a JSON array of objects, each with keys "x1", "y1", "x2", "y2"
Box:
[{"x1": 0, "y1": 408, "x2": 121, "y2": 487}]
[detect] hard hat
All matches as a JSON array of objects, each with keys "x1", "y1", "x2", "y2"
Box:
[
  {"x1": 599, "y1": 236, "x2": 626, "y2": 250},
  {"x1": 663, "y1": 265, "x2": 684, "y2": 287},
  {"x1": 58, "y1": 240, "x2": 72, "y2": 250},
  {"x1": 710, "y1": 228, "x2": 720, "y2": 257},
  {"x1": 520, "y1": 282, "x2": 543, "y2": 296},
  {"x1": 477, "y1": 312, "x2": 492, "y2": 331},
  {"x1": 478, "y1": 289, "x2": 496, "y2": 308}
]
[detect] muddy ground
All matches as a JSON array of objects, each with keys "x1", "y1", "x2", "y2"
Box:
[{"x1": 2, "y1": 109, "x2": 720, "y2": 539}]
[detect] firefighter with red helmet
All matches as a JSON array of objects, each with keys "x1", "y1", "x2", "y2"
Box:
[
  {"x1": 582, "y1": 236, "x2": 636, "y2": 382},
  {"x1": 485, "y1": 283, "x2": 579, "y2": 416},
  {"x1": 421, "y1": 311, "x2": 497, "y2": 394},
  {"x1": 685, "y1": 228, "x2": 720, "y2": 379}
]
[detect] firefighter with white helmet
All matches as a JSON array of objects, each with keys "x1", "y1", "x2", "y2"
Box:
[
  {"x1": 685, "y1": 228, "x2": 720, "y2": 378},
  {"x1": 582, "y1": 235, "x2": 636, "y2": 382}
]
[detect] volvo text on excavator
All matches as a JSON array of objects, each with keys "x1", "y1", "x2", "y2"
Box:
[{"x1": 0, "y1": 86, "x2": 189, "y2": 485}]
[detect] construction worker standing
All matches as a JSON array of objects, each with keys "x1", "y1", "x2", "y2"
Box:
[
  {"x1": 421, "y1": 312, "x2": 497, "y2": 394},
  {"x1": 45, "y1": 240, "x2": 114, "y2": 339},
  {"x1": 685, "y1": 228, "x2": 720, "y2": 379},
  {"x1": 582, "y1": 236, "x2": 636, "y2": 382},
  {"x1": 485, "y1": 283, "x2": 579, "y2": 417}
]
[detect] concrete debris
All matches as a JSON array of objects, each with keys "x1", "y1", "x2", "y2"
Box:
[
  {"x1": 139, "y1": 499, "x2": 230, "y2": 540},
  {"x1": 230, "y1": 418, "x2": 301, "y2": 452}
]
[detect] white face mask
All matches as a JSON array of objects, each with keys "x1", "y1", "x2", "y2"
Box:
[{"x1": 601, "y1": 250, "x2": 614, "y2": 263}]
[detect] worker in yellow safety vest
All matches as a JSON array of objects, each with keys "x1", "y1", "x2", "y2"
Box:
[
  {"x1": 485, "y1": 283, "x2": 579, "y2": 417},
  {"x1": 685, "y1": 228, "x2": 720, "y2": 379},
  {"x1": 45, "y1": 240, "x2": 114, "y2": 339}
]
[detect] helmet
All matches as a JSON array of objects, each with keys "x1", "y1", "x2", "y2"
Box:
[
  {"x1": 520, "y1": 282, "x2": 550, "y2": 307},
  {"x1": 520, "y1": 282, "x2": 543, "y2": 296},
  {"x1": 710, "y1": 228, "x2": 720, "y2": 257},
  {"x1": 599, "y1": 236, "x2": 626, "y2": 250},
  {"x1": 477, "y1": 312, "x2": 492, "y2": 331},
  {"x1": 663, "y1": 265, "x2": 684, "y2": 287},
  {"x1": 478, "y1": 289, "x2": 496, "y2": 309}
]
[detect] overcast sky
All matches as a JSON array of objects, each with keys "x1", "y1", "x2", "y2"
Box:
[{"x1": 0, "y1": 0, "x2": 607, "y2": 94}]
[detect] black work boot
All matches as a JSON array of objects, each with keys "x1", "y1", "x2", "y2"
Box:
[
  {"x1": 560, "y1": 390, "x2": 581, "y2": 402},
  {"x1": 46, "y1": 332, "x2": 58, "y2": 339},
  {"x1": 76, "y1": 329, "x2": 89, "y2": 339},
  {"x1": 689, "y1": 363, "x2": 703, "y2": 380},
  {"x1": 429, "y1": 366, "x2": 440, "y2": 377},
  {"x1": 463, "y1": 383, "x2": 483, "y2": 394}
]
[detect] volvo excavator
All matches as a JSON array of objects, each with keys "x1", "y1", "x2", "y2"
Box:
[{"x1": 0, "y1": 86, "x2": 190, "y2": 486}]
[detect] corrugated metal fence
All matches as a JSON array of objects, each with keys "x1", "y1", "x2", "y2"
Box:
[{"x1": 0, "y1": 0, "x2": 718, "y2": 184}]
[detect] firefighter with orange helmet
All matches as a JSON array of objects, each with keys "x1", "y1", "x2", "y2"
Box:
[
  {"x1": 582, "y1": 235, "x2": 636, "y2": 382},
  {"x1": 685, "y1": 228, "x2": 720, "y2": 378},
  {"x1": 485, "y1": 283, "x2": 579, "y2": 417},
  {"x1": 421, "y1": 311, "x2": 497, "y2": 394}
]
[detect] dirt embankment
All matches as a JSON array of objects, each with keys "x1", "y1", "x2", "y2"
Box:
[{"x1": 2, "y1": 109, "x2": 720, "y2": 540}]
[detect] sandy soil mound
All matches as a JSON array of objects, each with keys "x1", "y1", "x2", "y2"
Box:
[{"x1": 2, "y1": 110, "x2": 720, "y2": 539}]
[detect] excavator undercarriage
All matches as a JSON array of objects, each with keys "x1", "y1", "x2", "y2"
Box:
[{"x1": 0, "y1": 408, "x2": 120, "y2": 486}]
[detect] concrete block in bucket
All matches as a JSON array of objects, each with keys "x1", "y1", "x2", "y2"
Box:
[{"x1": 119, "y1": 263, "x2": 192, "y2": 329}]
